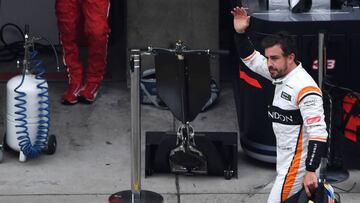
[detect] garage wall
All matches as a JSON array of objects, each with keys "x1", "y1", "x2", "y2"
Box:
[
  {"x1": 127, "y1": 0, "x2": 220, "y2": 83},
  {"x1": 0, "y1": 0, "x2": 58, "y2": 45}
]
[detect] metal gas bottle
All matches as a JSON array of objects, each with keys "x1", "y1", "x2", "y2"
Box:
[{"x1": 6, "y1": 72, "x2": 48, "y2": 155}]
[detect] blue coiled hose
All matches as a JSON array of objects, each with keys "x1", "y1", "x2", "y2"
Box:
[{"x1": 14, "y1": 50, "x2": 50, "y2": 158}]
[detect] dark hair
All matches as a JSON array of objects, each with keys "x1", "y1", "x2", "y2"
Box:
[{"x1": 261, "y1": 31, "x2": 297, "y2": 59}]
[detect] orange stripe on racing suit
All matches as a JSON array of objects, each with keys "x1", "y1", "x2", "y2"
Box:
[
  {"x1": 281, "y1": 128, "x2": 303, "y2": 201},
  {"x1": 309, "y1": 136, "x2": 328, "y2": 141},
  {"x1": 297, "y1": 86, "x2": 322, "y2": 106}
]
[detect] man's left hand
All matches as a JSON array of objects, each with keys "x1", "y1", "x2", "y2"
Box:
[{"x1": 303, "y1": 171, "x2": 318, "y2": 198}]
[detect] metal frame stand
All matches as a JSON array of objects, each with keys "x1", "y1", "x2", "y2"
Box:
[
  {"x1": 109, "y1": 52, "x2": 163, "y2": 203},
  {"x1": 142, "y1": 45, "x2": 237, "y2": 179}
]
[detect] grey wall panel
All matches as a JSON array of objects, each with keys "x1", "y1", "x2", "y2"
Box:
[
  {"x1": 0, "y1": 0, "x2": 58, "y2": 45},
  {"x1": 127, "y1": 0, "x2": 218, "y2": 49},
  {"x1": 127, "y1": 0, "x2": 219, "y2": 83}
]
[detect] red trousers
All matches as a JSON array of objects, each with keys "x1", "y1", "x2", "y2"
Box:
[{"x1": 55, "y1": 0, "x2": 110, "y2": 84}]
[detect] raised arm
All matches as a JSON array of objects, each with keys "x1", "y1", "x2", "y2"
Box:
[{"x1": 232, "y1": 7, "x2": 272, "y2": 81}]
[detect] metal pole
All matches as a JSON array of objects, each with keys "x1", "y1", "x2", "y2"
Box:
[
  {"x1": 131, "y1": 54, "x2": 141, "y2": 202},
  {"x1": 318, "y1": 32, "x2": 325, "y2": 89},
  {"x1": 318, "y1": 32, "x2": 327, "y2": 180},
  {"x1": 109, "y1": 51, "x2": 163, "y2": 203}
]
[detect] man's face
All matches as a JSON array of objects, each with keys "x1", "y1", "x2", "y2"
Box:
[{"x1": 265, "y1": 44, "x2": 294, "y2": 79}]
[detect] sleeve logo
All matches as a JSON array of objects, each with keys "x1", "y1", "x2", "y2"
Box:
[{"x1": 306, "y1": 116, "x2": 321, "y2": 124}]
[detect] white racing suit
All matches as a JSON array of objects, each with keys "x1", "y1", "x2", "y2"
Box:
[{"x1": 237, "y1": 34, "x2": 328, "y2": 203}]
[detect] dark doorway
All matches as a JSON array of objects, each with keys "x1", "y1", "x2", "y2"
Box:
[
  {"x1": 219, "y1": 0, "x2": 241, "y2": 82},
  {"x1": 107, "y1": 0, "x2": 127, "y2": 81}
]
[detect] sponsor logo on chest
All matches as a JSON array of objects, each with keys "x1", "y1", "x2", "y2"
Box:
[
  {"x1": 268, "y1": 111, "x2": 294, "y2": 123},
  {"x1": 281, "y1": 91, "x2": 292, "y2": 101}
]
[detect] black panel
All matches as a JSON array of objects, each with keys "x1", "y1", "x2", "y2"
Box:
[
  {"x1": 349, "y1": 34, "x2": 360, "y2": 92},
  {"x1": 155, "y1": 53, "x2": 211, "y2": 123},
  {"x1": 155, "y1": 53, "x2": 186, "y2": 122},
  {"x1": 301, "y1": 35, "x2": 318, "y2": 81},
  {"x1": 186, "y1": 54, "x2": 211, "y2": 121}
]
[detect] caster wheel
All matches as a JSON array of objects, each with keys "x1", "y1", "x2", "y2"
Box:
[
  {"x1": 43, "y1": 134, "x2": 57, "y2": 155},
  {"x1": 224, "y1": 169, "x2": 233, "y2": 180},
  {"x1": 19, "y1": 150, "x2": 27, "y2": 162},
  {"x1": 0, "y1": 133, "x2": 5, "y2": 163}
]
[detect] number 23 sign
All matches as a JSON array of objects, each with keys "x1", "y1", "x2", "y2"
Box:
[{"x1": 312, "y1": 59, "x2": 336, "y2": 70}]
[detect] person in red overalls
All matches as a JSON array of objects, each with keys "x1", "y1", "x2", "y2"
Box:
[{"x1": 55, "y1": 0, "x2": 110, "y2": 104}]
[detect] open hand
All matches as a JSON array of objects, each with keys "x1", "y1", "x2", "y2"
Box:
[{"x1": 231, "y1": 7, "x2": 250, "y2": 34}]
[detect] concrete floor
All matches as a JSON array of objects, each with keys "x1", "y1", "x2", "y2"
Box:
[{"x1": 0, "y1": 82, "x2": 359, "y2": 203}]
